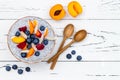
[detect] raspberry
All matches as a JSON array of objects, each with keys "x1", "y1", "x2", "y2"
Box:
[{"x1": 36, "y1": 44, "x2": 44, "y2": 50}]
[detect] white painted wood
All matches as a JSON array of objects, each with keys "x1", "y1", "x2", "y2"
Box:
[{"x1": 0, "y1": 0, "x2": 120, "y2": 79}]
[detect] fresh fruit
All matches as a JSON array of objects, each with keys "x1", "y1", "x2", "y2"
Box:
[
  {"x1": 25, "y1": 30, "x2": 30, "y2": 36},
  {"x1": 35, "y1": 51, "x2": 40, "y2": 56},
  {"x1": 68, "y1": 1, "x2": 83, "y2": 17},
  {"x1": 15, "y1": 31, "x2": 21, "y2": 36},
  {"x1": 12, "y1": 64, "x2": 18, "y2": 70},
  {"x1": 25, "y1": 67, "x2": 31, "y2": 72},
  {"x1": 71, "y1": 50, "x2": 76, "y2": 55},
  {"x1": 11, "y1": 36, "x2": 25, "y2": 44},
  {"x1": 26, "y1": 37, "x2": 32, "y2": 44},
  {"x1": 20, "y1": 31, "x2": 27, "y2": 39},
  {"x1": 43, "y1": 39, "x2": 48, "y2": 45},
  {"x1": 17, "y1": 41, "x2": 26, "y2": 49},
  {"x1": 29, "y1": 20, "x2": 35, "y2": 34},
  {"x1": 18, "y1": 69, "x2": 23, "y2": 74},
  {"x1": 19, "y1": 26, "x2": 27, "y2": 32},
  {"x1": 35, "y1": 30, "x2": 42, "y2": 37},
  {"x1": 66, "y1": 54, "x2": 72, "y2": 59},
  {"x1": 27, "y1": 44, "x2": 32, "y2": 49},
  {"x1": 49, "y1": 4, "x2": 66, "y2": 20},
  {"x1": 40, "y1": 26, "x2": 45, "y2": 31},
  {"x1": 76, "y1": 55, "x2": 82, "y2": 61},
  {"x1": 30, "y1": 34, "x2": 35, "y2": 39},
  {"x1": 44, "y1": 28, "x2": 48, "y2": 37},
  {"x1": 36, "y1": 44, "x2": 44, "y2": 50},
  {"x1": 33, "y1": 38, "x2": 39, "y2": 45},
  {"x1": 21, "y1": 52, "x2": 27, "y2": 58},
  {"x1": 32, "y1": 20, "x2": 38, "y2": 27},
  {"x1": 27, "y1": 48, "x2": 35, "y2": 58},
  {"x1": 5, "y1": 66, "x2": 11, "y2": 71}
]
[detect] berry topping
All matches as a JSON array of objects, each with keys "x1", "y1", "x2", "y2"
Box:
[
  {"x1": 19, "y1": 26, "x2": 27, "y2": 32},
  {"x1": 27, "y1": 44, "x2": 32, "y2": 49},
  {"x1": 40, "y1": 26, "x2": 45, "y2": 31},
  {"x1": 35, "y1": 51, "x2": 40, "y2": 56},
  {"x1": 30, "y1": 34, "x2": 35, "y2": 39},
  {"x1": 25, "y1": 30, "x2": 30, "y2": 36},
  {"x1": 43, "y1": 39, "x2": 48, "y2": 45},
  {"x1": 21, "y1": 52, "x2": 27, "y2": 58},
  {"x1": 33, "y1": 38, "x2": 39, "y2": 45},
  {"x1": 25, "y1": 67, "x2": 31, "y2": 72},
  {"x1": 18, "y1": 69, "x2": 23, "y2": 74},
  {"x1": 15, "y1": 31, "x2": 21, "y2": 36},
  {"x1": 12, "y1": 64, "x2": 18, "y2": 70},
  {"x1": 76, "y1": 55, "x2": 82, "y2": 61},
  {"x1": 17, "y1": 41, "x2": 26, "y2": 49},
  {"x1": 71, "y1": 50, "x2": 76, "y2": 55},
  {"x1": 5, "y1": 66, "x2": 11, "y2": 71},
  {"x1": 36, "y1": 44, "x2": 44, "y2": 50},
  {"x1": 26, "y1": 37, "x2": 32, "y2": 44},
  {"x1": 66, "y1": 54, "x2": 72, "y2": 59}
]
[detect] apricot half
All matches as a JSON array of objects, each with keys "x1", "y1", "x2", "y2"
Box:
[
  {"x1": 68, "y1": 1, "x2": 83, "y2": 17},
  {"x1": 49, "y1": 4, "x2": 66, "y2": 20}
]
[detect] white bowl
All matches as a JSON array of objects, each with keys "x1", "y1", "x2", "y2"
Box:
[{"x1": 7, "y1": 16, "x2": 56, "y2": 63}]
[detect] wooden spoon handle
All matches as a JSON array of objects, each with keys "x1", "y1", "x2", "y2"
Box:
[
  {"x1": 47, "y1": 37, "x2": 66, "y2": 63},
  {"x1": 49, "y1": 40, "x2": 74, "y2": 62}
]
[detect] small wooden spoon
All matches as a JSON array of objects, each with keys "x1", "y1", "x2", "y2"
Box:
[
  {"x1": 49, "y1": 29, "x2": 87, "y2": 62},
  {"x1": 48, "y1": 24, "x2": 74, "y2": 69}
]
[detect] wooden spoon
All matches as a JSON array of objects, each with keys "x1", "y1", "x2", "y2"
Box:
[
  {"x1": 48, "y1": 24, "x2": 74, "y2": 70},
  {"x1": 49, "y1": 29, "x2": 87, "y2": 62}
]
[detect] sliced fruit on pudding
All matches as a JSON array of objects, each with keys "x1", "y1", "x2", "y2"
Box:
[
  {"x1": 17, "y1": 41, "x2": 27, "y2": 50},
  {"x1": 27, "y1": 47, "x2": 35, "y2": 58},
  {"x1": 35, "y1": 30, "x2": 42, "y2": 37},
  {"x1": 36, "y1": 44, "x2": 44, "y2": 50},
  {"x1": 11, "y1": 36, "x2": 25, "y2": 44},
  {"x1": 44, "y1": 28, "x2": 48, "y2": 37},
  {"x1": 19, "y1": 26, "x2": 27, "y2": 32}
]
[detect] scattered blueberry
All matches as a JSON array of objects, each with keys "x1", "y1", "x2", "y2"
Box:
[
  {"x1": 40, "y1": 26, "x2": 45, "y2": 31},
  {"x1": 6, "y1": 66, "x2": 11, "y2": 71},
  {"x1": 77, "y1": 55, "x2": 82, "y2": 61},
  {"x1": 66, "y1": 54, "x2": 72, "y2": 59},
  {"x1": 27, "y1": 44, "x2": 32, "y2": 49},
  {"x1": 33, "y1": 38, "x2": 39, "y2": 44},
  {"x1": 25, "y1": 30, "x2": 30, "y2": 36},
  {"x1": 21, "y1": 53, "x2": 27, "y2": 58},
  {"x1": 15, "y1": 31, "x2": 20, "y2": 36},
  {"x1": 12, "y1": 64, "x2": 18, "y2": 70},
  {"x1": 25, "y1": 67, "x2": 31, "y2": 72},
  {"x1": 43, "y1": 39, "x2": 48, "y2": 45},
  {"x1": 35, "y1": 51, "x2": 40, "y2": 56},
  {"x1": 26, "y1": 37, "x2": 32, "y2": 44},
  {"x1": 71, "y1": 50, "x2": 76, "y2": 55},
  {"x1": 18, "y1": 69, "x2": 23, "y2": 74},
  {"x1": 30, "y1": 34, "x2": 35, "y2": 39}
]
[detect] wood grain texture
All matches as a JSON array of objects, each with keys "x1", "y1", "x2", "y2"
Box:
[{"x1": 0, "y1": 0, "x2": 120, "y2": 79}]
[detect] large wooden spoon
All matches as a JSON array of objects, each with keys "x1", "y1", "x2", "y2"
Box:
[
  {"x1": 48, "y1": 24, "x2": 74, "y2": 69},
  {"x1": 49, "y1": 29, "x2": 87, "y2": 62}
]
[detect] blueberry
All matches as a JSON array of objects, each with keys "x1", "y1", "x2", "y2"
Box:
[
  {"x1": 25, "y1": 67, "x2": 31, "y2": 72},
  {"x1": 35, "y1": 51, "x2": 40, "y2": 56},
  {"x1": 43, "y1": 39, "x2": 48, "y2": 45},
  {"x1": 33, "y1": 38, "x2": 39, "y2": 44},
  {"x1": 40, "y1": 26, "x2": 45, "y2": 31},
  {"x1": 5, "y1": 66, "x2": 11, "y2": 71},
  {"x1": 15, "y1": 31, "x2": 20, "y2": 36},
  {"x1": 66, "y1": 54, "x2": 72, "y2": 59},
  {"x1": 18, "y1": 69, "x2": 23, "y2": 74},
  {"x1": 71, "y1": 50, "x2": 76, "y2": 55},
  {"x1": 12, "y1": 64, "x2": 18, "y2": 70},
  {"x1": 25, "y1": 30, "x2": 30, "y2": 36},
  {"x1": 26, "y1": 38, "x2": 32, "y2": 44},
  {"x1": 21, "y1": 53, "x2": 27, "y2": 58},
  {"x1": 27, "y1": 44, "x2": 32, "y2": 49},
  {"x1": 77, "y1": 55, "x2": 82, "y2": 61},
  {"x1": 30, "y1": 34, "x2": 35, "y2": 39}
]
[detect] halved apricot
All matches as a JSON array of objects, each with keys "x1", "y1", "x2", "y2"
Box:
[{"x1": 49, "y1": 4, "x2": 66, "y2": 20}]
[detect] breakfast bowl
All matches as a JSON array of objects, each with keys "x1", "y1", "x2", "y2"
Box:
[{"x1": 7, "y1": 16, "x2": 56, "y2": 63}]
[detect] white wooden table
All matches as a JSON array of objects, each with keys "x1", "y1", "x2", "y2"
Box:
[{"x1": 0, "y1": 0, "x2": 120, "y2": 80}]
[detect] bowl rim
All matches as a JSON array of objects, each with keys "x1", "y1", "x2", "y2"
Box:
[{"x1": 7, "y1": 16, "x2": 56, "y2": 64}]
